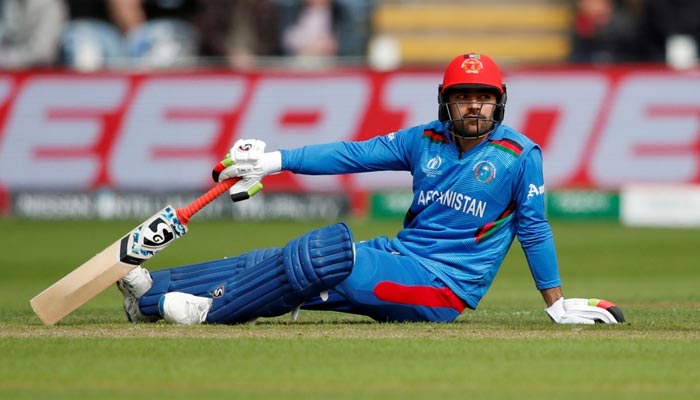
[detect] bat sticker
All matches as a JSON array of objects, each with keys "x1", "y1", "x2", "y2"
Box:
[
  {"x1": 119, "y1": 206, "x2": 188, "y2": 265},
  {"x1": 140, "y1": 218, "x2": 176, "y2": 249}
]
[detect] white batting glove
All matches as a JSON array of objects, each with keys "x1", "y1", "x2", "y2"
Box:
[
  {"x1": 229, "y1": 177, "x2": 264, "y2": 202},
  {"x1": 212, "y1": 139, "x2": 281, "y2": 181},
  {"x1": 211, "y1": 139, "x2": 282, "y2": 201},
  {"x1": 545, "y1": 298, "x2": 625, "y2": 324},
  {"x1": 213, "y1": 139, "x2": 264, "y2": 180}
]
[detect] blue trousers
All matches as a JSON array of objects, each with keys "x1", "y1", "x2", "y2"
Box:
[{"x1": 302, "y1": 236, "x2": 465, "y2": 322}]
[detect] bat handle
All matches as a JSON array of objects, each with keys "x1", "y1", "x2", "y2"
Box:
[{"x1": 175, "y1": 179, "x2": 238, "y2": 225}]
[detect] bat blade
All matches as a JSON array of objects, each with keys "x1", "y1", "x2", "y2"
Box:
[
  {"x1": 30, "y1": 205, "x2": 187, "y2": 325},
  {"x1": 30, "y1": 240, "x2": 136, "y2": 325}
]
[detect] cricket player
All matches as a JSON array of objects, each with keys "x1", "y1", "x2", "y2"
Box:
[{"x1": 117, "y1": 52, "x2": 624, "y2": 325}]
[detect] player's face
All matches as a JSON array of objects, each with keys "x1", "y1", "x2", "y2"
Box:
[{"x1": 446, "y1": 90, "x2": 498, "y2": 138}]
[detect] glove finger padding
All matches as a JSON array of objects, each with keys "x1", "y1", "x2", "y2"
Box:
[
  {"x1": 565, "y1": 298, "x2": 625, "y2": 324},
  {"x1": 211, "y1": 154, "x2": 232, "y2": 182},
  {"x1": 546, "y1": 298, "x2": 625, "y2": 324},
  {"x1": 229, "y1": 178, "x2": 263, "y2": 202}
]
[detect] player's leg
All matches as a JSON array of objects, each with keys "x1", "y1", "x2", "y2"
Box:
[
  {"x1": 301, "y1": 238, "x2": 466, "y2": 322},
  {"x1": 117, "y1": 247, "x2": 280, "y2": 322},
  {"x1": 159, "y1": 222, "x2": 355, "y2": 324}
]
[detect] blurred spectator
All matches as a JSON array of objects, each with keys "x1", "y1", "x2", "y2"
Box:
[
  {"x1": 276, "y1": 0, "x2": 374, "y2": 64},
  {"x1": 60, "y1": 0, "x2": 125, "y2": 70},
  {"x1": 642, "y1": 0, "x2": 700, "y2": 68},
  {"x1": 281, "y1": 0, "x2": 338, "y2": 58},
  {"x1": 61, "y1": 0, "x2": 198, "y2": 70},
  {"x1": 568, "y1": 0, "x2": 645, "y2": 64},
  {"x1": 110, "y1": 0, "x2": 198, "y2": 68},
  {"x1": 195, "y1": 0, "x2": 281, "y2": 69},
  {"x1": 0, "y1": 0, "x2": 67, "y2": 69}
]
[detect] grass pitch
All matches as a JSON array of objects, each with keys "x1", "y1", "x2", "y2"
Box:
[{"x1": 1, "y1": 217, "x2": 699, "y2": 399}]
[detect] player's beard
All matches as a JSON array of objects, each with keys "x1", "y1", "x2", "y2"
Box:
[
  {"x1": 446, "y1": 101, "x2": 496, "y2": 139},
  {"x1": 450, "y1": 113, "x2": 495, "y2": 139}
]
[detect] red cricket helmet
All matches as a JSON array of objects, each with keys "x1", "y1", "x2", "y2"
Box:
[
  {"x1": 438, "y1": 53, "x2": 507, "y2": 125},
  {"x1": 441, "y1": 53, "x2": 504, "y2": 95}
]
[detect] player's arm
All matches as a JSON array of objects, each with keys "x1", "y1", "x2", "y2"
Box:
[
  {"x1": 279, "y1": 130, "x2": 413, "y2": 175},
  {"x1": 512, "y1": 147, "x2": 561, "y2": 293},
  {"x1": 513, "y1": 148, "x2": 624, "y2": 324},
  {"x1": 213, "y1": 130, "x2": 415, "y2": 184}
]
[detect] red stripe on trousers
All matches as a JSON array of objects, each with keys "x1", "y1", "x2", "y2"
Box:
[{"x1": 373, "y1": 281, "x2": 466, "y2": 312}]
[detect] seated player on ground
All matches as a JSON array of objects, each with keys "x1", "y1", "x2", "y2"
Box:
[{"x1": 116, "y1": 52, "x2": 624, "y2": 325}]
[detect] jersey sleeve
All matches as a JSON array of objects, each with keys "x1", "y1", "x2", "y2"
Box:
[
  {"x1": 280, "y1": 129, "x2": 416, "y2": 175},
  {"x1": 512, "y1": 146, "x2": 561, "y2": 290}
]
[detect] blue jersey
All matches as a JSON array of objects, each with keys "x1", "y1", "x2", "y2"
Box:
[{"x1": 281, "y1": 120, "x2": 561, "y2": 308}]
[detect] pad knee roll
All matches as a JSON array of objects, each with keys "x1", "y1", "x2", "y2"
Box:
[{"x1": 283, "y1": 222, "x2": 355, "y2": 296}]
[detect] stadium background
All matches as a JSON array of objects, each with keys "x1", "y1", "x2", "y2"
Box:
[
  {"x1": 2, "y1": 2, "x2": 700, "y2": 399},
  {"x1": 1, "y1": 0, "x2": 698, "y2": 226}
]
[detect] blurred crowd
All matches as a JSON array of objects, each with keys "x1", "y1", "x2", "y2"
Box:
[
  {"x1": 0, "y1": 0, "x2": 698, "y2": 71},
  {"x1": 569, "y1": 0, "x2": 700, "y2": 68},
  {"x1": 0, "y1": 0, "x2": 375, "y2": 71}
]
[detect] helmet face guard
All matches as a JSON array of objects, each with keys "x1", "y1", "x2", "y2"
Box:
[
  {"x1": 441, "y1": 95, "x2": 502, "y2": 139},
  {"x1": 438, "y1": 53, "x2": 507, "y2": 139}
]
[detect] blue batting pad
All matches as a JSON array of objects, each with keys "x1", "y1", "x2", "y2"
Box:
[
  {"x1": 206, "y1": 223, "x2": 355, "y2": 324},
  {"x1": 138, "y1": 247, "x2": 281, "y2": 316}
]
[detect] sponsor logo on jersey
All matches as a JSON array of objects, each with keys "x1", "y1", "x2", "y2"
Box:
[
  {"x1": 527, "y1": 184, "x2": 545, "y2": 199},
  {"x1": 387, "y1": 132, "x2": 396, "y2": 141},
  {"x1": 417, "y1": 189, "x2": 487, "y2": 218},
  {"x1": 473, "y1": 161, "x2": 496, "y2": 183}
]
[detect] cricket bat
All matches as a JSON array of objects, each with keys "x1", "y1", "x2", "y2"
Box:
[{"x1": 30, "y1": 178, "x2": 242, "y2": 325}]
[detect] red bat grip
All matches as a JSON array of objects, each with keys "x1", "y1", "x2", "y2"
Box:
[{"x1": 175, "y1": 178, "x2": 238, "y2": 225}]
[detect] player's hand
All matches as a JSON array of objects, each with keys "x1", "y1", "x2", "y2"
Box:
[
  {"x1": 212, "y1": 139, "x2": 282, "y2": 180},
  {"x1": 229, "y1": 177, "x2": 263, "y2": 202},
  {"x1": 545, "y1": 298, "x2": 625, "y2": 324},
  {"x1": 212, "y1": 139, "x2": 282, "y2": 202},
  {"x1": 212, "y1": 139, "x2": 267, "y2": 182}
]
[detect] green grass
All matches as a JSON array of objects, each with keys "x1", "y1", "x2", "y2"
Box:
[{"x1": 1, "y1": 218, "x2": 699, "y2": 399}]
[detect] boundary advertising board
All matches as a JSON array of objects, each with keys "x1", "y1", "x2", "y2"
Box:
[{"x1": 0, "y1": 66, "x2": 698, "y2": 195}]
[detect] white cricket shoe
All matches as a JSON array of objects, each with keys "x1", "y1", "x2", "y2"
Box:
[
  {"x1": 117, "y1": 266, "x2": 157, "y2": 323},
  {"x1": 158, "y1": 292, "x2": 213, "y2": 325},
  {"x1": 117, "y1": 266, "x2": 153, "y2": 299},
  {"x1": 123, "y1": 295, "x2": 159, "y2": 323}
]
